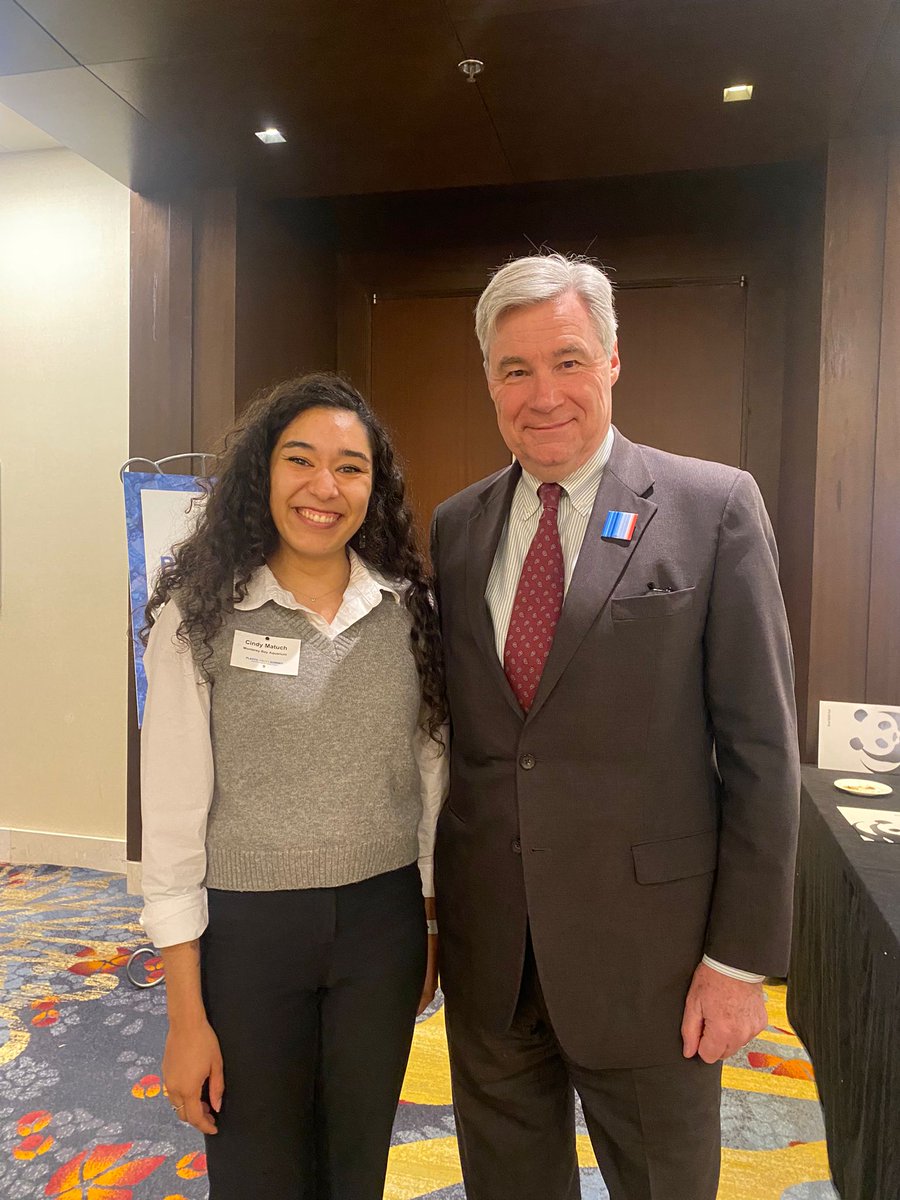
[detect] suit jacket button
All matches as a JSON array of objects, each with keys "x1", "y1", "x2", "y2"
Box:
[
  {"x1": 519, "y1": 753, "x2": 536, "y2": 770},
  {"x1": 512, "y1": 839, "x2": 522, "y2": 854}
]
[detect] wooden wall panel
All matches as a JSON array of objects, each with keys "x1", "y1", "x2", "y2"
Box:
[
  {"x1": 867, "y1": 136, "x2": 900, "y2": 705},
  {"x1": 777, "y1": 169, "x2": 826, "y2": 758},
  {"x1": 129, "y1": 191, "x2": 193, "y2": 461},
  {"x1": 330, "y1": 163, "x2": 814, "y2": 255},
  {"x1": 743, "y1": 271, "x2": 789, "y2": 515},
  {"x1": 612, "y1": 281, "x2": 748, "y2": 469},
  {"x1": 191, "y1": 187, "x2": 236, "y2": 453},
  {"x1": 336, "y1": 259, "x2": 373, "y2": 396},
  {"x1": 805, "y1": 136, "x2": 889, "y2": 757},
  {"x1": 235, "y1": 197, "x2": 336, "y2": 415}
]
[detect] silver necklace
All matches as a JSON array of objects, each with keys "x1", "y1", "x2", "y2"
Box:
[{"x1": 291, "y1": 569, "x2": 350, "y2": 605}]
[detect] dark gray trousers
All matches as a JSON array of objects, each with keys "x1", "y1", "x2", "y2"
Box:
[
  {"x1": 445, "y1": 938, "x2": 723, "y2": 1200},
  {"x1": 200, "y1": 863, "x2": 427, "y2": 1200}
]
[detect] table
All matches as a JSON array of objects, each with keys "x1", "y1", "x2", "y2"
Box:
[{"x1": 788, "y1": 765, "x2": 900, "y2": 1200}]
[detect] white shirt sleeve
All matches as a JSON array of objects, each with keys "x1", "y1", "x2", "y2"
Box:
[
  {"x1": 702, "y1": 954, "x2": 766, "y2": 984},
  {"x1": 413, "y1": 721, "x2": 449, "y2": 898},
  {"x1": 140, "y1": 599, "x2": 214, "y2": 949}
]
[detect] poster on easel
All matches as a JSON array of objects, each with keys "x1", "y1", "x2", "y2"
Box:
[
  {"x1": 123, "y1": 466, "x2": 210, "y2": 725},
  {"x1": 818, "y1": 700, "x2": 900, "y2": 776}
]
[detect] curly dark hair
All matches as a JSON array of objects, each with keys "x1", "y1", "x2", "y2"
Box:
[{"x1": 143, "y1": 373, "x2": 446, "y2": 743}]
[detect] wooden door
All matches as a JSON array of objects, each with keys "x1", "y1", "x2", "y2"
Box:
[
  {"x1": 611, "y1": 281, "x2": 748, "y2": 467},
  {"x1": 369, "y1": 293, "x2": 510, "y2": 538}
]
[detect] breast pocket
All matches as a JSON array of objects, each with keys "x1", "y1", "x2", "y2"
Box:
[{"x1": 611, "y1": 586, "x2": 695, "y2": 622}]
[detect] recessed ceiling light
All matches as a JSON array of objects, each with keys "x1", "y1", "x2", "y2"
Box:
[
  {"x1": 255, "y1": 127, "x2": 286, "y2": 144},
  {"x1": 723, "y1": 84, "x2": 753, "y2": 103}
]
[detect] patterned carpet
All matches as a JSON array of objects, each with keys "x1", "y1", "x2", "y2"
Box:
[{"x1": 0, "y1": 864, "x2": 839, "y2": 1199}]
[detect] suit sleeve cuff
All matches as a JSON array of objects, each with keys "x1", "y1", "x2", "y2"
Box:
[{"x1": 702, "y1": 954, "x2": 765, "y2": 984}]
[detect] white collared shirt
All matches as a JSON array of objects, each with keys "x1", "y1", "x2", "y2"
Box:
[
  {"x1": 140, "y1": 550, "x2": 448, "y2": 948},
  {"x1": 483, "y1": 429, "x2": 762, "y2": 986}
]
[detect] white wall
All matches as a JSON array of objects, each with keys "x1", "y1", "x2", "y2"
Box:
[{"x1": 0, "y1": 148, "x2": 130, "y2": 846}]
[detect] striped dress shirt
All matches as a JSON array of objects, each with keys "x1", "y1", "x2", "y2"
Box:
[
  {"x1": 485, "y1": 426, "x2": 614, "y2": 659},
  {"x1": 483, "y1": 424, "x2": 764, "y2": 986}
]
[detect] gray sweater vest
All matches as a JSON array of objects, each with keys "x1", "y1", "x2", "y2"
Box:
[{"x1": 201, "y1": 597, "x2": 422, "y2": 891}]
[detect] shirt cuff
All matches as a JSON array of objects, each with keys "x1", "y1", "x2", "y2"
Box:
[
  {"x1": 702, "y1": 954, "x2": 765, "y2": 984},
  {"x1": 417, "y1": 855, "x2": 434, "y2": 899},
  {"x1": 140, "y1": 889, "x2": 209, "y2": 949}
]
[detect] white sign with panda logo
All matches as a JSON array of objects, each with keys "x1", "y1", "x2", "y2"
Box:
[
  {"x1": 818, "y1": 700, "x2": 900, "y2": 775},
  {"x1": 837, "y1": 806, "x2": 900, "y2": 842}
]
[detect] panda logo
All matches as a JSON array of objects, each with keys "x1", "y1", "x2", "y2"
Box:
[
  {"x1": 849, "y1": 815, "x2": 900, "y2": 843},
  {"x1": 849, "y1": 708, "x2": 900, "y2": 775}
]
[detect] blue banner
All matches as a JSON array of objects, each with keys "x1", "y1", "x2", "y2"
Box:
[{"x1": 123, "y1": 472, "x2": 206, "y2": 726}]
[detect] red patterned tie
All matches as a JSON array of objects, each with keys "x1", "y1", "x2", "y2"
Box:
[{"x1": 503, "y1": 482, "x2": 565, "y2": 712}]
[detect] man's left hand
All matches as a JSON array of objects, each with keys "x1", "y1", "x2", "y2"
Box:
[{"x1": 681, "y1": 961, "x2": 768, "y2": 1062}]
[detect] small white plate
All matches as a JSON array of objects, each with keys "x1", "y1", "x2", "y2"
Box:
[{"x1": 833, "y1": 777, "x2": 894, "y2": 797}]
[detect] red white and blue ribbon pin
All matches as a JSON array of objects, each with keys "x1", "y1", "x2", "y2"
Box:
[{"x1": 601, "y1": 510, "x2": 638, "y2": 541}]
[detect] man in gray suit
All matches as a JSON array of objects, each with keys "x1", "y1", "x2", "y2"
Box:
[{"x1": 430, "y1": 254, "x2": 800, "y2": 1200}]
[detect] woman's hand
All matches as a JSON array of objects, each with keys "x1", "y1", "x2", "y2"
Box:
[
  {"x1": 163, "y1": 1018, "x2": 224, "y2": 1135},
  {"x1": 158, "y1": 940, "x2": 222, "y2": 1135}
]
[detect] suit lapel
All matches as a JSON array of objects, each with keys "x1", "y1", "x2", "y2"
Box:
[
  {"x1": 465, "y1": 464, "x2": 523, "y2": 718},
  {"x1": 527, "y1": 432, "x2": 657, "y2": 722}
]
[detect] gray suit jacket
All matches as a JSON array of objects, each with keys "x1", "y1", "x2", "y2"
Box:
[{"x1": 431, "y1": 429, "x2": 800, "y2": 1069}]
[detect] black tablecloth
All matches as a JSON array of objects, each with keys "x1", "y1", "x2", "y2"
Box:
[{"x1": 788, "y1": 766, "x2": 900, "y2": 1200}]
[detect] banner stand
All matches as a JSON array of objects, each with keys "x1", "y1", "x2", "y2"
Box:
[{"x1": 121, "y1": 454, "x2": 215, "y2": 987}]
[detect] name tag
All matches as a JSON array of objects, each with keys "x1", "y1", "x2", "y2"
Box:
[{"x1": 230, "y1": 630, "x2": 301, "y2": 675}]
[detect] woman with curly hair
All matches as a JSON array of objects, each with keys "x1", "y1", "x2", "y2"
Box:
[{"x1": 139, "y1": 373, "x2": 447, "y2": 1199}]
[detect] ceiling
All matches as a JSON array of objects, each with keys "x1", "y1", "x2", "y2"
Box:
[
  {"x1": 0, "y1": 97, "x2": 57, "y2": 151},
  {"x1": 0, "y1": 0, "x2": 897, "y2": 197}
]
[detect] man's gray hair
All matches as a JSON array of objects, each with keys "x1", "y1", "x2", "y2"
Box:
[{"x1": 475, "y1": 253, "x2": 617, "y2": 362}]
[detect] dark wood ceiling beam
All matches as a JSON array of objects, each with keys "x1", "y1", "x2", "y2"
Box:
[
  {"x1": 3, "y1": 0, "x2": 900, "y2": 197},
  {"x1": 0, "y1": 0, "x2": 146, "y2": 186},
  {"x1": 0, "y1": 62, "x2": 185, "y2": 190}
]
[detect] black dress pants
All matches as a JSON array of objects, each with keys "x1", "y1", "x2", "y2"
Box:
[
  {"x1": 200, "y1": 863, "x2": 427, "y2": 1200},
  {"x1": 446, "y1": 936, "x2": 723, "y2": 1200}
]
